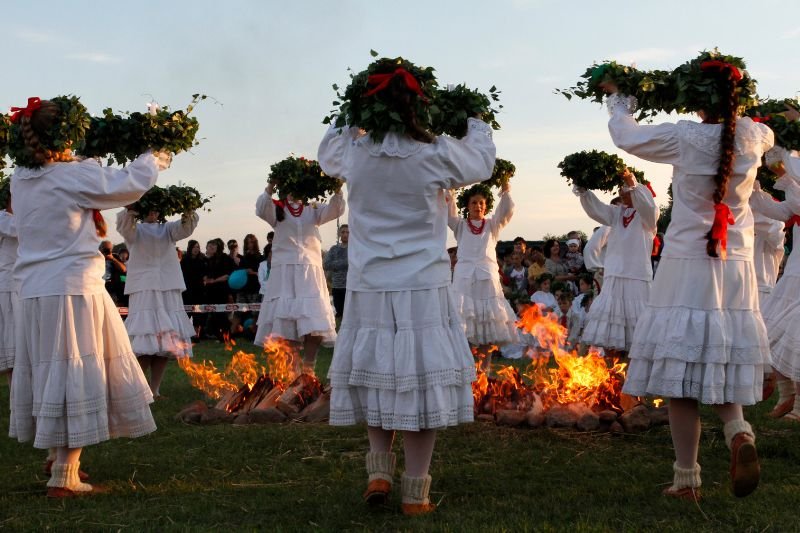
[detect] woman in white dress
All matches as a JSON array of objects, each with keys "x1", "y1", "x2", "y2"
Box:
[
  {"x1": 254, "y1": 183, "x2": 343, "y2": 374},
  {"x1": 117, "y1": 207, "x2": 198, "y2": 398},
  {"x1": 8, "y1": 97, "x2": 162, "y2": 497},
  {"x1": 603, "y1": 60, "x2": 773, "y2": 501},
  {"x1": 318, "y1": 63, "x2": 495, "y2": 515},
  {"x1": 574, "y1": 169, "x2": 658, "y2": 354},
  {"x1": 447, "y1": 183, "x2": 518, "y2": 371},
  {"x1": 0, "y1": 197, "x2": 18, "y2": 382}
]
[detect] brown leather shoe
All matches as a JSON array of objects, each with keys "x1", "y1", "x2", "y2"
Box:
[
  {"x1": 401, "y1": 502, "x2": 436, "y2": 516},
  {"x1": 662, "y1": 486, "x2": 702, "y2": 502},
  {"x1": 363, "y1": 479, "x2": 391, "y2": 506},
  {"x1": 730, "y1": 433, "x2": 760, "y2": 497},
  {"x1": 768, "y1": 396, "x2": 795, "y2": 418},
  {"x1": 44, "y1": 460, "x2": 89, "y2": 482},
  {"x1": 46, "y1": 484, "x2": 110, "y2": 498}
]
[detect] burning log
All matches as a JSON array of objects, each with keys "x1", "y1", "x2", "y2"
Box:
[
  {"x1": 254, "y1": 386, "x2": 284, "y2": 411},
  {"x1": 175, "y1": 400, "x2": 208, "y2": 424},
  {"x1": 276, "y1": 374, "x2": 323, "y2": 415},
  {"x1": 496, "y1": 409, "x2": 527, "y2": 427},
  {"x1": 214, "y1": 390, "x2": 237, "y2": 411},
  {"x1": 619, "y1": 404, "x2": 651, "y2": 433},
  {"x1": 248, "y1": 407, "x2": 288, "y2": 424},
  {"x1": 296, "y1": 388, "x2": 331, "y2": 423},
  {"x1": 224, "y1": 375, "x2": 276, "y2": 414}
]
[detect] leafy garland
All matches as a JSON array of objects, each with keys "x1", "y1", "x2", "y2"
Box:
[
  {"x1": 430, "y1": 84, "x2": 501, "y2": 138},
  {"x1": 558, "y1": 150, "x2": 647, "y2": 192},
  {"x1": 323, "y1": 51, "x2": 501, "y2": 141},
  {"x1": 6, "y1": 95, "x2": 91, "y2": 168},
  {"x1": 557, "y1": 49, "x2": 758, "y2": 120},
  {"x1": 745, "y1": 98, "x2": 800, "y2": 151},
  {"x1": 131, "y1": 184, "x2": 213, "y2": 223},
  {"x1": 457, "y1": 183, "x2": 495, "y2": 218},
  {"x1": 485, "y1": 158, "x2": 516, "y2": 189},
  {"x1": 268, "y1": 155, "x2": 341, "y2": 203},
  {"x1": 80, "y1": 94, "x2": 205, "y2": 165}
]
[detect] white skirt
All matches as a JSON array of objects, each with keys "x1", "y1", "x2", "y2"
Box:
[
  {"x1": 125, "y1": 289, "x2": 194, "y2": 358},
  {"x1": 761, "y1": 274, "x2": 800, "y2": 331},
  {"x1": 765, "y1": 301, "x2": 800, "y2": 380},
  {"x1": 580, "y1": 275, "x2": 650, "y2": 351},
  {"x1": 0, "y1": 290, "x2": 18, "y2": 372},
  {"x1": 255, "y1": 264, "x2": 336, "y2": 346},
  {"x1": 328, "y1": 287, "x2": 475, "y2": 431},
  {"x1": 9, "y1": 292, "x2": 156, "y2": 449},
  {"x1": 451, "y1": 275, "x2": 519, "y2": 346},
  {"x1": 622, "y1": 257, "x2": 769, "y2": 405}
]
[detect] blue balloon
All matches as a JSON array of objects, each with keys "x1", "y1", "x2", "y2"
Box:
[
  {"x1": 243, "y1": 318, "x2": 254, "y2": 330},
  {"x1": 228, "y1": 269, "x2": 248, "y2": 290}
]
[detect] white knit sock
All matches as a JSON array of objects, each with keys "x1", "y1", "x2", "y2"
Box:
[
  {"x1": 670, "y1": 462, "x2": 701, "y2": 489},
  {"x1": 401, "y1": 473, "x2": 432, "y2": 505},
  {"x1": 366, "y1": 451, "x2": 396, "y2": 483},
  {"x1": 46, "y1": 462, "x2": 92, "y2": 492},
  {"x1": 723, "y1": 419, "x2": 754, "y2": 449},
  {"x1": 777, "y1": 378, "x2": 795, "y2": 403}
]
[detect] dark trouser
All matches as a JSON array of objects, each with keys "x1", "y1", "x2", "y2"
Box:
[{"x1": 332, "y1": 288, "x2": 346, "y2": 318}]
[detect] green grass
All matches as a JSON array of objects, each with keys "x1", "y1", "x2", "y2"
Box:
[{"x1": 1, "y1": 342, "x2": 800, "y2": 532}]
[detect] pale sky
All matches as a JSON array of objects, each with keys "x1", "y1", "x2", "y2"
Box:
[{"x1": 2, "y1": 0, "x2": 799, "y2": 251}]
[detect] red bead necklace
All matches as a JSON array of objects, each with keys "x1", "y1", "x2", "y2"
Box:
[
  {"x1": 467, "y1": 218, "x2": 486, "y2": 235},
  {"x1": 286, "y1": 202, "x2": 304, "y2": 217},
  {"x1": 622, "y1": 209, "x2": 637, "y2": 228}
]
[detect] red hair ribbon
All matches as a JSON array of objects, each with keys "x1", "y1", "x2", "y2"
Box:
[
  {"x1": 651, "y1": 234, "x2": 661, "y2": 256},
  {"x1": 9, "y1": 97, "x2": 42, "y2": 123},
  {"x1": 92, "y1": 209, "x2": 107, "y2": 238},
  {"x1": 786, "y1": 215, "x2": 800, "y2": 228},
  {"x1": 751, "y1": 116, "x2": 771, "y2": 123},
  {"x1": 363, "y1": 68, "x2": 429, "y2": 102},
  {"x1": 272, "y1": 198, "x2": 285, "y2": 208},
  {"x1": 711, "y1": 202, "x2": 735, "y2": 259},
  {"x1": 700, "y1": 60, "x2": 743, "y2": 82},
  {"x1": 645, "y1": 182, "x2": 656, "y2": 197}
]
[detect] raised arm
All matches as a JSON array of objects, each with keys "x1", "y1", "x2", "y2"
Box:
[
  {"x1": 749, "y1": 187, "x2": 793, "y2": 222},
  {"x1": 318, "y1": 125, "x2": 361, "y2": 179},
  {"x1": 76, "y1": 152, "x2": 159, "y2": 210},
  {"x1": 628, "y1": 183, "x2": 658, "y2": 233},
  {"x1": 446, "y1": 189, "x2": 462, "y2": 232},
  {"x1": 0, "y1": 211, "x2": 16, "y2": 239},
  {"x1": 167, "y1": 212, "x2": 199, "y2": 242},
  {"x1": 490, "y1": 187, "x2": 514, "y2": 235},
  {"x1": 606, "y1": 94, "x2": 680, "y2": 165},
  {"x1": 314, "y1": 190, "x2": 346, "y2": 226},
  {"x1": 577, "y1": 188, "x2": 616, "y2": 226},
  {"x1": 256, "y1": 188, "x2": 278, "y2": 227},
  {"x1": 436, "y1": 118, "x2": 497, "y2": 189},
  {"x1": 115, "y1": 209, "x2": 139, "y2": 244}
]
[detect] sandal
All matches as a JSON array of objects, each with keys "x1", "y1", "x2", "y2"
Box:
[
  {"x1": 730, "y1": 433, "x2": 760, "y2": 498},
  {"x1": 762, "y1": 373, "x2": 776, "y2": 401},
  {"x1": 662, "y1": 486, "x2": 702, "y2": 502}
]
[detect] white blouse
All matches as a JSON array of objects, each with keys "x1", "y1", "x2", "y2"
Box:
[
  {"x1": 607, "y1": 94, "x2": 774, "y2": 261},
  {"x1": 0, "y1": 211, "x2": 18, "y2": 292},
  {"x1": 318, "y1": 117, "x2": 496, "y2": 291},
  {"x1": 448, "y1": 190, "x2": 513, "y2": 281},
  {"x1": 583, "y1": 225, "x2": 610, "y2": 272},
  {"x1": 578, "y1": 184, "x2": 657, "y2": 281},
  {"x1": 255, "y1": 191, "x2": 345, "y2": 269},
  {"x1": 11, "y1": 154, "x2": 159, "y2": 298},
  {"x1": 116, "y1": 210, "x2": 199, "y2": 294}
]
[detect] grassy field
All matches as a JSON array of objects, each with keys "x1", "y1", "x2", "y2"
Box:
[{"x1": 1, "y1": 340, "x2": 800, "y2": 532}]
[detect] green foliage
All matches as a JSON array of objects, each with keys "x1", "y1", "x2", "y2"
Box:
[
  {"x1": 558, "y1": 49, "x2": 759, "y2": 119},
  {"x1": 7, "y1": 95, "x2": 91, "y2": 168},
  {"x1": 745, "y1": 98, "x2": 800, "y2": 151},
  {"x1": 81, "y1": 95, "x2": 205, "y2": 165},
  {"x1": 268, "y1": 155, "x2": 341, "y2": 203},
  {"x1": 541, "y1": 231, "x2": 589, "y2": 242},
  {"x1": 323, "y1": 52, "x2": 501, "y2": 141},
  {"x1": 430, "y1": 84, "x2": 502, "y2": 138},
  {"x1": 558, "y1": 150, "x2": 646, "y2": 192},
  {"x1": 657, "y1": 183, "x2": 673, "y2": 234},
  {"x1": 485, "y1": 158, "x2": 516, "y2": 189},
  {"x1": 756, "y1": 164, "x2": 784, "y2": 201},
  {"x1": 457, "y1": 183, "x2": 495, "y2": 218},
  {"x1": 132, "y1": 184, "x2": 213, "y2": 222},
  {"x1": 0, "y1": 174, "x2": 9, "y2": 210}
]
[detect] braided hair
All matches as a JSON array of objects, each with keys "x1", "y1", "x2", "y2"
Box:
[
  {"x1": 20, "y1": 100, "x2": 107, "y2": 237},
  {"x1": 704, "y1": 75, "x2": 739, "y2": 258}
]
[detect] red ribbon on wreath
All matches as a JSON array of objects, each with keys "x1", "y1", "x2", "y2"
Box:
[
  {"x1": 700, "y1": 60, "x2": 743, "y2": 82},
  {"x1": 711, "y1": 202, "x2": 735, "y2": 259},
  {"x1": 644, "y1": 182, "x2": 656, "y2": 197},
  {"x1": 786, "y1": 215, "x2": 800, "y2": 228},
  {"x1": 751, "y1": 116, "x2": 771, "y2": 123},
  {"x1": 364, "y1": 68, "x2": 429, "y2": 102},
  {"x1": 10, "y1": 97, "x2": 42, "y2": 123},
  {"x1": 272, "y1": 198, "x2": 285, "y2": 209}
]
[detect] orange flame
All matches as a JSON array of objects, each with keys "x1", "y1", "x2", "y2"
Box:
[
  {"x1": 262, "y1": 335, "x2": 299, "y2": 383},
  {"x1": 177, "y1": 357, "x2": 238, "y2": 399}
]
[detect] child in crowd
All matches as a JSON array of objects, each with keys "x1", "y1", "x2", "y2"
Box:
[
  {"x1": 567, "y1": 274, "x2": 594, "y2": 349},
  {"x1": 564, "y1": 238, "x2": 584, "y2": 276},
  {"x1": 503, "y1": 250, "x2": 529, "y2": 309},
  {"x1": 530, "y1": 273, "x2": 557, "y2": 314}
]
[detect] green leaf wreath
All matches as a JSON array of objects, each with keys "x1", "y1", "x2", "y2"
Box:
[
  {"x1": 81, "y1": 94, "x2": 206, "y2": 165},
  {"x1": 131, "y1": 184, "x2": 213, "y2": 222},
  {"x1": 558, "y1": 150, "x2": 647, "y2": 192},
  {"x1": 6, "y1": 95, "x2": 91, "y2": 169},
  {"x1": 456, "y1": 183, "x2": 495, "y2": 218},
  {"x1": 557, "y1": 49, "x2": 758, "y2": 119},
  {"x1": 323, "y1": 52, "x2": 501, "y2": 141},
  {"x1": 745, "y1": 98, "x2": 800, "y2": 151},
  {"x1": 430, "y1": 84, "x2": 501, "y2": 138},
  {"x1": 485, "y1": 158, "x2": 516, "y2": 189},
  {"x1": 268, "y1": 155, "x2": 341, "y2": 203}
]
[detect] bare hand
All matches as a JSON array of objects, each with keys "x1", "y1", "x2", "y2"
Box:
[{"x1": 621, "y1": 168, "x2": 636, "y2": 187}]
